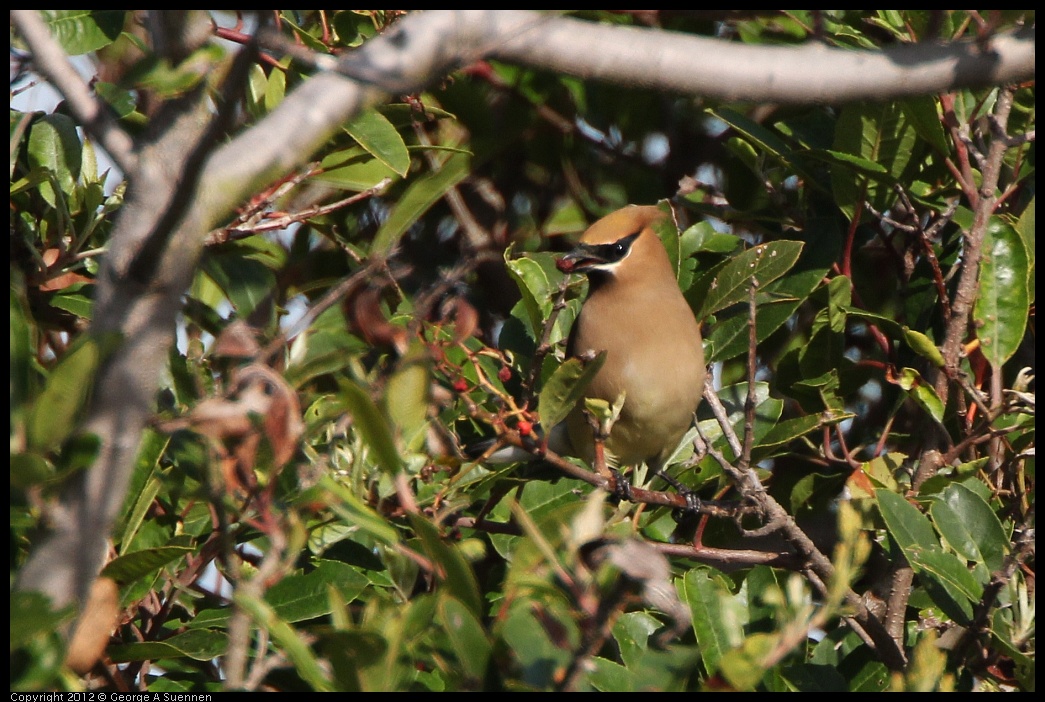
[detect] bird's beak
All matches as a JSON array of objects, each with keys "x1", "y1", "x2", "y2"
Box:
[{"x1": 556, "y1": 243, "x2": 610, "y2": 274}]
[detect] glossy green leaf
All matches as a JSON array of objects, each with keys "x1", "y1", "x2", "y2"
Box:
[
  {"x1": 680, "y1": 569, "x2": 743, "y2": 674},
  {"x1": 930, "y1": 483, "x2": 1009, "y2": 574},
  {"x1": 315, "y1": 145, "x2": 399, "y2": 191},
  {"x1": 101, "y1": 543, "x2": 195, "y2": 585},
  {"x1": 26, "y1": 113, "x2": 81, "y2": 208},
  {"x1": 1014, "y1": 195, "x2": 1034, "y2": 304},
  {"x1": 39, "y1": 10, "x2": 124, "y2": 55},
  {"x1": 27, "y1": 333, "x2": 113, "y2": 451},
  {"x1": 233, "y1": 592, "x2": 334, "y2": 691},
  {"x1": 906, "y1": 546, "x2": 982, "y2": 622},
  {"x1": 876, "y1": 488, "x2": 938, "y2": 551},
  {"x1": 47, "y1": 282, "x2": 94, "y2": 320},
  {"x1": 831, "y1": 102, "x2": 918, "y2": 217},
  {"x1": 436, "y1": 594, "x2": 491, "y2": 680},
  {"x1": 693, "y1": 241, "x2": 804, "y2": 319},
  {"x1": 879, "y1": 489, "x2": 979, "y2": 623},
  {"x1": 383, "y1": 353, "x2": 430, "y2": 451},
  {"x1": 898, "y1": 367, "x2": 944, "y2": 424},
  {"x1": 974, "y1": 219, "x2": 1030, "y2": 367},
  {"x1": 538, "y1": 355, "x2": 605, "y2": 430},
  {"x1": 371, "y1": 151, "x2": 472, "y2": 254},
  {"x1": 339, "y1": 378, "x2": 403, "y2": 473},
  {"x1": 108, "y1": 629, "x2": 228, "y2": 663},
  {"x1": 410, "y1": 515, "x2": 483, "y2": 616},
  {"x1": 116, "y1": 430, "x2": 169, "y2": 553},
  {"x1": 200, "y1": 241, "x2": 279, "y2": 318},
  {"x1": 756, "y1": 412, "x2": 851, "y2": 451},
  {"x1": 94, "y1": 81, "x2": 137, "y2": 119},
  {"x1": 902, "y1": 326, "x2": 946, "y2": 368},
  {"x1": 709, "y1": 107, "x2": 793, "y2": 162},
  {"x1": 344, "y1": 108, "x2": 411, "y2": 177},
  {"x1": 901, "y1": 96, "x2": 950, "y2": 155},
  {"x1": 504, "y1": 251, "x2": 563, "y2": 333},
  {"x1": 707, "y1": 264, "x2": 822, "y2": 362},
  {"x1": 319, "y1": 476, "x2": 401, "y2": 547},
  {"x1": 265, "y1": 560, "x2": 371, "y2": 623}
]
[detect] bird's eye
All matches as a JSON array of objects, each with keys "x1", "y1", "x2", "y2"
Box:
[{"x1": 613, "y1": 242, "x2": 625, "y2": 255}]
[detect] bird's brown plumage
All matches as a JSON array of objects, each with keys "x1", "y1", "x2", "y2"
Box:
[{"x1": 560, "y1": 205, "x2": 706, "y2": 470}]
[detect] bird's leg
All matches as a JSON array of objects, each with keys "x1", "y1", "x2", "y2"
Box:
[
  {"x1": 609, "y1": 467, "x2": 634, "y2": 502},
  {"x1": 654, "y1": 468, "x2": 702, "y2": 514}
]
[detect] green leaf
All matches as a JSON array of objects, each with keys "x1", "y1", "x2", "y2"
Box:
[
  {"x1": 371, "y1": 151, "x2": 472, "y2": 254},
  {"x1": 906, "y1": 546, "x2": 982, "y2": 622},
  {"x1": 708, "y1": 264, "x2": 822, "y2": 363},
  {"x1": 897, "y1": 368, "x2": 944, "y2": 424},
  {"x1": 876, "y1": 488, "x2": 938, "y2": 551},
  {"x1": 101, "y1": 542, "x2": 194, "y2": 585},
  {"x1": 108, "y1": 629, "x2": 229, "y2": 663},
  {"x1": 436, "y1": 594, "x2": 491, "y2": 680},
  {"x1": 410, "y1": 515, "x2": 483, "y2": 617},
  {"x1": 232, "y1": 593, "x2": 334, "y2": 690},
  {"x1": 94, "y1": 81, "x2": 137, "y2": 119},
  {"x1": 26, "y1": 113, "x2": 81, "y2": 209},
  {"x1": 718, "y1": 632, "x2": 777, "y2": 691},
  {"x1": 974, "y1": 219, "x2": 1030, "y2": 367},
  {"x1": 339, "y1": 378, "x2": 403, "y2": 473},
  {"x1": 10, "y1": 284, "x2": 33, "y2": 417},
  {"x1": 344, "y1": 108, "x2": 411, "y2": 177},
  {"x1": 504, "y1": 251, "x2": 566, "y2": 338},
  {"x1": 877, "y1": 490, "x2": 980, "y2": 625},
  {"x1": 902, "y1": 326, "x2": 946, "y2": 368},
  {"x1": 383, "y1": 352, "x2": 430, "y2": 451},
  {"x1": 692, "y1": 240, "x2": 804, "y2": 319},
  {"x1": 680, "y1": 569, "x2": 744, "y2": 674},
  {"x1": 117, "y1": 430, "x2": 169, "y2": 554},
  {"x1": 538, "y1": 356, "x2": 605, "y2": 430},
  {"x1": 265, "y1": 560, "x2": 371, "y2": 623},
  {"x1": 318, "y1": 629, "x2": 389, "y2": 692},
  {"x1": 709, "y1": 107, "x2": 794, "y2": 163},
  {"x1": 1014, "y1": 195, "x2": 1034, "y2": 304},
  {"x1": 756, "y1": 412, "x2": 851, "y2": 452},
  {"x1": 831, "y1": 102, "x2": 918, "y2": 218},
  {"x1": 315, "y1": 145, "x2": 400, "y2": 192},
  {"x1": 27, "y1": 333, "x2": 116, "y2": 451},
  {"x1": 318, "y1": 476, "x2": 401, "y2": 547},
  {"x1": 9, "y1": 591, "x2": 75, "y2": 650},
  {"x1": 48, "y1": 282, "x2": 94, "y2": 320},
  {"x1": 39, "y1": 10, "x2": 124, "y2": 55},
  {"x1": 930, "y1": 483, "x2": 1009, "y2": 574},
  {"x1": 901, "y1": 96, "x2": 950, "y2": 155}
]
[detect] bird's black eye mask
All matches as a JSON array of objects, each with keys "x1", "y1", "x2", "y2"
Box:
[
  {"x1": 587, "y1": 231, "x2": 641, "y2": 263},
  {"x1": 557, "y1": 231, "x2": 642, "y2": 274}
]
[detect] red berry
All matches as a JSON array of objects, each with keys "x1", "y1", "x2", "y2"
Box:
[
  {"x1": 517, "y1": 420, "x2": 533, "y2": 436},
  {"x1": 452, "y1": 378, "x2": 469, "y2": 392},
  {"x1": 498, "y1": 366, "x2": 512, "y2": 382}
]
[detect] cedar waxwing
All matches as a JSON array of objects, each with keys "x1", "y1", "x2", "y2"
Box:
[{"x1": 556, "y1": 205, "x2": 706, "y2": 472}]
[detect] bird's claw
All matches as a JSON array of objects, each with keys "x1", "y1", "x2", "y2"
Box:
[
  {"x1": 680, "y1": 489, "x2": 702, "y2": 515},
  {"x1": 609, "y1": 468, "x2": 634, "y2": 502}
]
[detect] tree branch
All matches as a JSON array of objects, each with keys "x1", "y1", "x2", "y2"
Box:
[{"x1": 10, "y1": 9, "x2": 137, "y2": 174}]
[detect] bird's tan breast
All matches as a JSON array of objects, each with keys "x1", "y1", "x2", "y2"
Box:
[{"x1": 568, "y1": 280, "x2": 705, "y2": 465}]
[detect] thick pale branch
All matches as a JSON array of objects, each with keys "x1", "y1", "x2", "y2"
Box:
[{"x1": 478, "y1": 11, "x2": 1035, "y2": 104}]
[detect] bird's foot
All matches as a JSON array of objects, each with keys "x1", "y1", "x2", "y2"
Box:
[
  {"x1": 654, "y1": 469, "x2": 702, "y2": 515},
  {"x1": 609, "y1": 468, "x2": 634, "y2": 503},
  {"x1": 679, "y1": 490, "x2": 702, "y2": 515}
]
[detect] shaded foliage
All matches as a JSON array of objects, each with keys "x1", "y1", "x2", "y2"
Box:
[{"x1": 10, "y1": 9, "x2": 1034, "y2": 692}]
